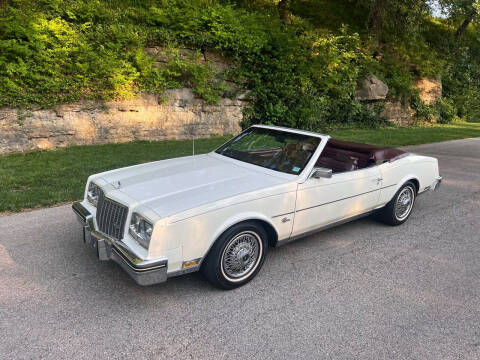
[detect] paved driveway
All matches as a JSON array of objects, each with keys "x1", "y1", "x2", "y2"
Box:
[{"x1": 1, "y1": 138, "x2": 479, "y2": 359}]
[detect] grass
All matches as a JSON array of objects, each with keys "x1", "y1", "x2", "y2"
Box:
[
  {"x1": 1, "y1": 121, "x2": 479, "y2": 213},
  {"x1": 331, "y1": 121, "x2": 480, "y2": 147}
]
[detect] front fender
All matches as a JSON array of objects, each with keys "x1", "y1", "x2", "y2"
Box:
[
  {"x1": 148, "y1": 210, "x2": 281, "y2": 273},
  {"x1": 211, "y1": 212, "x2": 279, "y2": 248}
]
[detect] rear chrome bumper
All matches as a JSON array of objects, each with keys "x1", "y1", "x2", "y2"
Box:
[
  {"x1": 420, "y1": 175, "x2": 442, "y2": 194},
  {"x1": 72, "y1": 201, "x2": 167, "y2": 286},
  {"x1": 432, "y1": 175, "x2": 442, "y2": 191}
]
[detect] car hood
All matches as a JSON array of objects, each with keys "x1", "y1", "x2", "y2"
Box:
[{"x1": 98, "y1": 153, "x2": 290, "y2": 218}]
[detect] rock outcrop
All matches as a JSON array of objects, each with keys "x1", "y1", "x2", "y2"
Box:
[
  {"x1": 355, "y1": 75, "x2": 389, "y2": 101},
  {"x1": 415, "y1": 77, "x2": 442, "y2": 105},
  {"x1": 355, "y1": 75, "x2": 442, "y2": 125}
]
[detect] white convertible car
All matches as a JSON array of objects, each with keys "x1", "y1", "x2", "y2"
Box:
[{"x1": 73, "y1": 125, "x2": 442, "y2": 289}]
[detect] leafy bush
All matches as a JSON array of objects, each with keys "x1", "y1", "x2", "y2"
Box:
[
  {"x1": 1, "y1": 0, "x2": 479, "y2": 129},
  {"x1": 411, "y1": 94, "x2": 459, "y2": 124},
  {"x1": 435, "y1": 98, "x2": 458, "y2": 124},
  {"x1": 410, "y1": 94, "x2": 436, "y2": 122},
  {"x1": 442, "y1": 42, "x2": 480, "y2": 122},
  {"x1": 0, "y1": 0, "x2": 387, "y2": 130},
  {"x1": 0, "y1": 0, "x2": 227, "y2": 107}
]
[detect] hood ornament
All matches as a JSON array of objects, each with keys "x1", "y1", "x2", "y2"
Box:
[{"x1": 114, "y1": 181, "x2": 121, "y2": 189}]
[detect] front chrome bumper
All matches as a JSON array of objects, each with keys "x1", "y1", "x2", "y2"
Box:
[{"x1": 72, "y1": 201, "x2": 168, "y2": 286}]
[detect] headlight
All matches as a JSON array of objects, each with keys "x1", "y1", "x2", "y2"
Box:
[
  {"x1": 129, "y1": 213, "x2": 153, "y2": 248},
  {"x1": 87, "y1": 182, "x2": 101, "y2": 207}
]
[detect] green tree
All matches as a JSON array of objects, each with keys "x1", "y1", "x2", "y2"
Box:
[
  {"x1": 357, "y1": 0, "x2": 430, "y2": 40},
  {"x1": 438, "y1": 0, "x2": 479, "y2": 37}
]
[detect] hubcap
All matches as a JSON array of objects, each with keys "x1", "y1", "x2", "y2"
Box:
[
  {"x1": 221, "y1": 231, "x2": 262, "y2": 282},
  {"x1": 395, "y1": 186, "x2": 415, "y2": 221}
]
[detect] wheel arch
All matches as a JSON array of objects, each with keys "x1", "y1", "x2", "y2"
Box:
[
  {"x1": 201, "y1": 214, "x2": 279, "y2": 267},
  {"x1": 394, "y1": 175, "x2": 420, "y2": 196},
  {"x1": 407, "y1": 177, "x2": 419, "y2": 193}
]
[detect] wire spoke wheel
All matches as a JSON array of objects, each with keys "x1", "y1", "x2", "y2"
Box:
[
  {"x1": 221, "y1": 231, "x2": 262, "y2": 282},
  {"x1": 394, "y1": 186, "x2": 415, "y2": 221}
]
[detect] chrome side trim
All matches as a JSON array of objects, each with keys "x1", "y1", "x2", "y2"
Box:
[
  {"x1": 272, "y1": 211, "x2": 295, "y2": 219},
  {"x1": 295, "y1": 184, "x2": 396, "y2": 213},
  {"x1": 277, "y1": 210, "x2": 376, "y2": 246}
]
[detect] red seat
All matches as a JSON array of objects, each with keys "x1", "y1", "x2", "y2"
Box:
[{"x1": 316, "y1": 156, "x2": 358, "y2": 173}]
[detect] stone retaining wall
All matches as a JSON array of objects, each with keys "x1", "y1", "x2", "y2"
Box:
[
  {"x1": 0, "y1": 74, "x2": 444, "y2": 154},
  {"x1": 0, "y1": 89, "x2": 246, "y2": 154}
]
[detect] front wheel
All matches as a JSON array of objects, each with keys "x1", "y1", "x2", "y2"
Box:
[
  {"x1": 379, "y1": 181, "x2": 417, "y2": 226},
  {"x1": 202, "y1": 222, "x2": 268, "y2": 290}
]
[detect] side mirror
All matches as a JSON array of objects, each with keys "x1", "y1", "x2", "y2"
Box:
[{"x1": 310, "y1": 167, "x2": 332, "y2": 179}]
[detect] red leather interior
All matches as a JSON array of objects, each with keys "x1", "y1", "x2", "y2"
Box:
[{"x1": 315, "y1": 139, "x2": 406, "y2": 173}]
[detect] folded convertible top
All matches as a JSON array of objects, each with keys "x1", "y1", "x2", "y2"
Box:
[{"x1": 327, "y1": 139, "x2": 407, "y2": 164}]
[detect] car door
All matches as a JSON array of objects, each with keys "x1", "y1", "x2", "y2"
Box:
[{"x1": 291, "y1": 166, "x2": 382, "y2": 237}]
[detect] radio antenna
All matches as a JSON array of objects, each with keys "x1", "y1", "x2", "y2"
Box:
[{"x1": 186, "y1": 123, "x2": 197, "y2": 156}]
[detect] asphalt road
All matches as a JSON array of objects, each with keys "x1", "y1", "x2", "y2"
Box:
[{"x1": 1, "y1": 138, "x2": 479, "y2": 360}]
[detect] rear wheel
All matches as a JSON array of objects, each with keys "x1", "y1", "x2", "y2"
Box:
[
  {"x1": 202, "y1": 222, "x2": 268, "y2": 290},
  {"x1": 379, "y1": 181, "x2": 416, "y2": 226}
]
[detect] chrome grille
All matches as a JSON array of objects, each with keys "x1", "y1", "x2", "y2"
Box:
[{"x1": 96, "y1": 190, "x2": 128, "y2": 241}]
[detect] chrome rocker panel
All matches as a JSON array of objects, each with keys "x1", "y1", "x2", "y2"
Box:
[{"x1": 72, "y1": 201, "x2": 167, "y2": 286}]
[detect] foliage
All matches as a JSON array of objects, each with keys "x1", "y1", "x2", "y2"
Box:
[
  {"x1": 411, "y1": 95, "x2": 459, "y2": 123},
  {"x1": 241, "y1": 27, "x2": 387, "y2": 130},
  {"x1": 0, "y1": 0, "x2": 225, "y2": 107},
  {"x1": 410, "y1": 94, "x2": 437, "y2": 122},
  {"x1": 437, "y1": 0, "x2": 479, "y2": 24},
  {"x1": 356, "y1": 0, "x2": 430, "y2": 40},
  {"x1": 1, "y1": 0, "x2": 480, "y2": 127},
  {"x1": 434, "y1": 97, "x2": 459, "y2": 123},
  {"x1": 442, "y1": 39, "x2": 480, "y2": 121}
]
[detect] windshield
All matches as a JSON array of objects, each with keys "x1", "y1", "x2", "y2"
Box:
[{"x1": 215, "y1": 127, "x2": 320, "y2": 175}]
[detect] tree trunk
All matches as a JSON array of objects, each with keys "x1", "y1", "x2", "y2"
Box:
[
  {"x1": 278, "y1": 0, "x2": 289, "y2": 22},
  {"x1": 455, "y1": 9, "x2": 477, "y2": 38},
  {"x1": 367, "y1": 0, "x2": 387, "y2": 39}
]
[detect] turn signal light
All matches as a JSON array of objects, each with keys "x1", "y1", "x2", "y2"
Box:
[{"x1": 182, "y1": 259, "x2": 200, "y2": 268}]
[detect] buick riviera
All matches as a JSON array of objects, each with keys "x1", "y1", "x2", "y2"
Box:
[{"x1": 73, "y1": 125, "x2": 442, "y2": 289}]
